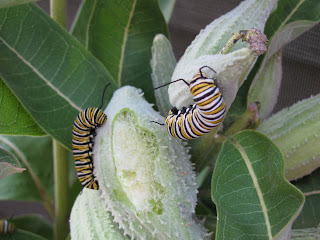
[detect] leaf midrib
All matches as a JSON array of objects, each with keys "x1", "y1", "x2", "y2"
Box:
[
  {"x1": 230, "y1": 137, "x2": 272, "y2": 239},
  {"x1": 278, "y1": 0, "x2": 306, "y2": 31},
  {"x1": 0, "y1": 36, "x2": 82, "y2": 112},
  {"x1": 118, "y1": 0, "x2": 137, "y2": 86}
]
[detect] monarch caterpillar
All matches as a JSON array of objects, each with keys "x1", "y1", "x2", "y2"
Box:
[
  {"x1": 0, "y1": 219, "x2": 15, "y2": 235},
  {"x1": 153, "y1": 66, "x2": 226, "y2": 140},
  {"x1": 72, "y1": 84, "x2": 110, "y2": 190}
]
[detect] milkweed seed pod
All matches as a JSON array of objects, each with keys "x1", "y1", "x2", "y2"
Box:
[
  {"x1": 72, "y1": 86, "x2": 209, "y2": 239},
  {"x1": 167, "y1": 0, "x2": 276, "y2": 111},
  {"x1": 257, "y1": 94, "x2": 320, "y2": 181},
  {"x1": 70, "y1": 188, "x2": 128, "y2": 240}
]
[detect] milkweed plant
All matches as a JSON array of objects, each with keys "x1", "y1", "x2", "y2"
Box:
[{"x1": 0, "y1": 0, "x2": 319, "y2": 239}]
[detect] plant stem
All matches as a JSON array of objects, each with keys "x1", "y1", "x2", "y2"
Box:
[
  {"x1": 53, "y1": 140, "x2": 69, "y2": 240},
  {"x1": 50, "y1": 1, "x2": 68, "y2": 239}
]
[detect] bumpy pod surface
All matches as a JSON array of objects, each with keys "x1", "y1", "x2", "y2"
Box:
[
  {"x1": 257, "y1": 94, "x2": 320, "y2": 181},
  {"x1": 93, "y1": 86, "x2": 209, "y2": 239},
  {"x1": 70, "y1": 188, "x2": 127, "y2": 240}
]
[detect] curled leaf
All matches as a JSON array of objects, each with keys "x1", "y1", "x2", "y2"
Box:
[{"x1": 0, "y1": 146, "x2": 25, "y2": 180}]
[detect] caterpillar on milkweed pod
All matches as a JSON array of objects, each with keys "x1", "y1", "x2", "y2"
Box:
[
  {"x1": 72, "y1": 83, "x2": 111, "y2": 190},
  {"x1": 152, "y1": 66, "x2": 226, "y2": 140},
  {"x1": 0, "y1": 219, "x2": 15, "y2": 235}
]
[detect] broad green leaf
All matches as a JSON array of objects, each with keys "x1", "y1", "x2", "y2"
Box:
[
  {"x1": 0, "y1": 146, "x2": 25, "y2": 179},
  {"x1": 0, "y1": 80, "x2": 45, "y2": 136},
  {"x1": 1, "y1": 229, "x2": 47, "y2": 240},
  {"x1": 0, "y1": 0, "x2": 37, "y2": 8},
  {"x1": 212, "y1": 130, "x2": 304, "y2": 239},
  {"x1": 264, "y1": 0, "x2": 320, "y2": 38},
  {"x1": 158, "y1": 0, "x2": 176, "y2": 22},
  {"x1": 292, "y1": 168, "x2": 320, "y2": 229},
  {"x1": 12, "y1": 214, "x2": 53, "y2": 240},
  {"x1": 0, "y1": 135, "x2": 54, "y2": 216},
  {"x1": 70, "y1": 0, "x2": 94, "y2": 46},
  {"x1": 72, "y1": 0, "x2": 168, "y2": 104},
  {"x1": 151, "y1": 34, "x2": 176, "y2": 116},
  {"x1": 249, "y1": 20, "x2": 319, "y2": 119},
  {"x1": 226, "y1": 0, "x2": 320, "y2": 126},
  {"x1": 0, "y1": 4, "x2": 117, "y2": 150},
  {"x1": 257, "y1": 94, "x2": 320, "y2": 181}
]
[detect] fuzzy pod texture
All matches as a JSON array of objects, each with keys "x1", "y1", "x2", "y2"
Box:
[
  {"x1": 257, "y1": 94, "x2": 320, "y2": 181},
  {"x1": 70, "y1": 188, "x2": 127, "y2": 240},
  {"x1": 168, "y1": 0, "x2": 277, "y2": 110},
  {"x1": 151, "y1": 34, "x2": 176, "y2": 116},
  {"x1": 92, "y1": 86, "x2": 209, "y2": 239}
]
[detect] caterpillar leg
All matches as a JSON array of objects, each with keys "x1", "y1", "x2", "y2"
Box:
[{"x1": 150, "y1": 121, "x2": 165, "y2": 126}]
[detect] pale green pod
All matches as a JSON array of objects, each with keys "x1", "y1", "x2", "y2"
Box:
[
  {"x1": 151, "y1": 33, "x2": 176, "y2": 116},
  {"x1": 168, "y1": 0, "x2": 277, "y2": 110},
  {"x1": 70, "y1": 188, "x2": 127, "y2": 240},
  {"x1": 291, "y1": 224, "x2": 320, "y2": 240},
  {"x1": 168, "y1": 48, "x2": 255, "y2": 110},
  {"x1": 93, "y1": 86, "x2": 209, "y2": 239},
  {"x1": 257, "y1": 94, "x2": 320, "y2": 181}
]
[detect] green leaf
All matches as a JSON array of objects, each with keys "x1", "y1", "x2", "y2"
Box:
[
  {"x1": 2, "y1": 229, "x2": 47, "y2": 240},
  {"x1": 0, "y1": 146, "x2": 25, "y2": 180},
  {"x1": 70, "y1": 0, "x2": 94, "y2": 46},
  {"x1": 249, "y1": 20, "x2": 319, "y2": 119},
  {"x1": 226, "y1": 0, "x2": 320, "y2": 126},
  {"x1": 292, "y1": 168, "x2": 320, "y2": 229},
  {"x1": 0, "y1": 0, "x2": 37, "y2": 8},
  {"x1": 12, "y1": 214, "x2": 53, "y2": 240},
  {"x1": 158, "y1": 0, "x2": 176, "y2": 22},
  {"x1": 257, "y1": 94, "x2": 320, "y2": 181},
  {"x1": 72, "y1": 0, "x2": 168, "y2": 104},
  {"x1": 0, "y1": 135, "x2": 54, "y2": 216},
  {"x1": 212, "y1": 130, "x2": 304, "y2": 239},
  {"x1": 264, "y1": 0, "x2": 320, "y2": 38},
  {"x1": 151, "y1": 34, "x2": 176, "y2": 116},
  {"x1": 0, "y1": 4, "x2": 117, "y2": 150},
  {"x1": 0, "y1": 79, "x2": 45, "y2": 136}
]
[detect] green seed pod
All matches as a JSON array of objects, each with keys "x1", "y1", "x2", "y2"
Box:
[
  {"x1": 257, "y1": 94, "x2": 320, "y2": 181},
  {"x1": 168, "y1": 49, "x2": 255, "y2": 110},
  {"x1": 93, "y1": 86, "x2": 209, "y2": 239},
  {"x1": 70, "y1": 188, "x2": 127, "y2": 240},
  {"x1": 168, "y1": 0, "x2": 276, "y2": 110}
]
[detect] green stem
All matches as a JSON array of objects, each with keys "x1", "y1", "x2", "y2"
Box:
[
  {"x1": 50, "y1": 1, "x2": 68, "y2": 239},
  {"x1": 53, "y1": 140, "x2": 69, "y2": 240},
  {"x1": 219, "y1": 30, "x2": 248, "y2": 54}
]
